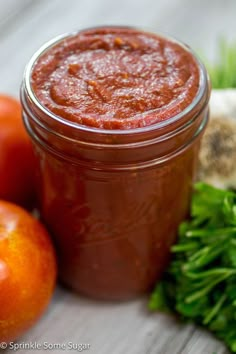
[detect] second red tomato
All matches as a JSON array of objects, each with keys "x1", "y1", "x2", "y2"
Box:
[{"x1": 0, "y1": 94, "x2": 35, "y2": 208}]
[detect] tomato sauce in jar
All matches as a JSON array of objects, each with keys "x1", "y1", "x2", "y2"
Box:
[{"x1": 21, "y1": 27, "x2": 210, "y2": 300}]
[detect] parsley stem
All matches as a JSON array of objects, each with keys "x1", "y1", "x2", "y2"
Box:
[
  {"x1": 185, "y1": 268, "x2": 236, "y2": 279},
  {"x1": 203, "y1": 294, "x2": 227, "y2": 325},
  {"x1": 184, "y1": 242, "x2": 227, "y2": 270},
  {"x1": 171, "y1": 242, "x2": 199, "y2": 252},
  {"x1": 186, "y1": 228, "x2": 236, "y2": 238},
  {"x1": 185, "y1": 273, "x2": 231, "y2": 303}
]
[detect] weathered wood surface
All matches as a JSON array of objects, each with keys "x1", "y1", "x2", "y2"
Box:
[{"x1": 0, "y1": 0, "x2": 235, "y2": 353}]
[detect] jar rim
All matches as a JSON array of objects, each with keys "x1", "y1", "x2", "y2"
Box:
[{"x1": 23, "y1": 26, "x2": 210, "y2": 137}]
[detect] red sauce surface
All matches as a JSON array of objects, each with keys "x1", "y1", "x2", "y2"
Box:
[{"x1": 31, "y1": 27, "x2": 200, "y2": 129}]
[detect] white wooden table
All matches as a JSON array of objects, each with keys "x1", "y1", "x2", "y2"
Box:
[{"x1": 0, "y1": 0, "x2": 235, "y2": 353}]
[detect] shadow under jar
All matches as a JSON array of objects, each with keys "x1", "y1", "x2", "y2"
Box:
[{"x1": 21, "y1": 26, "x2": 210, "y2": 301}]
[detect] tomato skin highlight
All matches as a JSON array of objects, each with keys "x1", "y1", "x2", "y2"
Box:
[
  {"x1": 0, "y1": 94, "x2": 35, "y2": 208},
  {"x1": 0, "y1": 200, "x2": 57, "y2": 342}
]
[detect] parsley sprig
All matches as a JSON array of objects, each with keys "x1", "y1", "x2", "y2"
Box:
[{"x1": 149, "y1": 183, "x2": 236, "y2": 353}]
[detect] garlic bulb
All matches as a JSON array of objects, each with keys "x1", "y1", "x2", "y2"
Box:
[{"x1": 198, "y1": 89, "x2": 236, "y2": 189}]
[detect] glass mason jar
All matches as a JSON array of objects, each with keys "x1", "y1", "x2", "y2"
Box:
[{"x1": 21, "y1": 28, "x2": 210, "y2": 301}]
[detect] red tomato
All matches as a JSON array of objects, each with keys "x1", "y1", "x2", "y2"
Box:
[
  {"x1": 0, "y1": 94, "x2": 35, "y2": 208},
  {"x1": 0, "y1": 200, "x2": 57, "y2": 342}
]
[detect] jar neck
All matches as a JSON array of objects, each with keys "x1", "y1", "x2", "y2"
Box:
[{"x1": 21, "y1": 82, "x2": 209, "y2": 168}]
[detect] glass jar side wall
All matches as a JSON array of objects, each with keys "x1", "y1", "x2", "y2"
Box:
[{"x1": 32, "y1": 136, "x2": 201, "y2": 300}]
